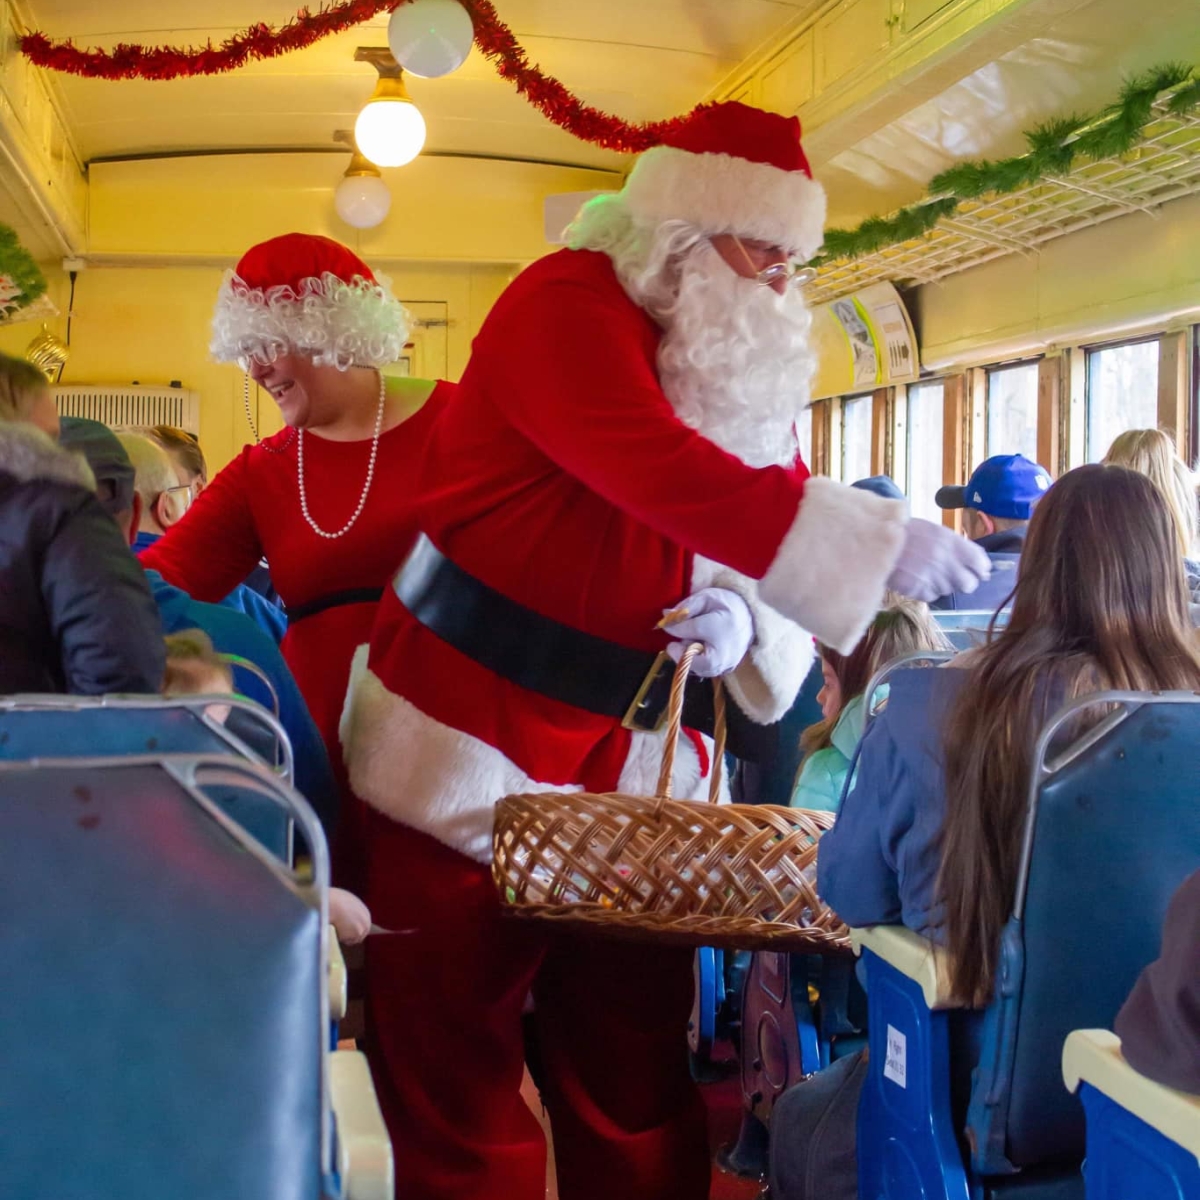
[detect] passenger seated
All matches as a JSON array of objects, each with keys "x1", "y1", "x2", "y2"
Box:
[
  {"x1": 162, "y1": 627, "x2": 236, "y2": 722},
  {"x1": 932, "y1": 453, "x2": 1051, "y2": 613},
  {"x1": 0, "y1": 409, "x2": 164, "y2": 696},
  {"x1": 819, "y1": 463, "x2": 1200, "y2": 1001},
  {"x1": 1102, "y1": 428, "x2": 1200, "y2": 603},
  {"x1": 145, "y1": 424, "x2": 283, "y2": 609},
  {"x1": 160, "y1": 624, "x2": 372, "y2": 945},
  {"x1": 789, "y1": 599, "x2": 949, "y2": 812},
  {"x1": 0, "y1": 351, "x2": 60, "y2": 438},
  {"x1": 1113, "y1": 867, "x2": 1200, "y2": 1096},
  {"x1": 58, "y1": 418, "x2": 339, "y2": 836},
  {"x1": 145, "y1": 423, "x2": 207, "y2": 498},
  {"x1": 771, "y1": 464, "x2": 1200, "y2": 1200},
  {"x1": 120, "y1": 431, "x2": 287, "y2": 643}
]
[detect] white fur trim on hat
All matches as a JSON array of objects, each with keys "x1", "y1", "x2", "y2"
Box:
[
  {"x1": 623, "y1": 146, "x2": 827, "y2": 262},
  {"x1": 210, "y1": 270, "x2": 411, "y2": 371},
  {"x1": 691, "y1": 557, "x2": 814, "y2": 725},
  {"x1": 759, "y1": 477, "x2": 908, "y2": 655}
]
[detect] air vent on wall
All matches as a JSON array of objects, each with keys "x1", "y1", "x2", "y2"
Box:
[{"x1": 52, "y1": 385, "x2": 200, "y2": 434}]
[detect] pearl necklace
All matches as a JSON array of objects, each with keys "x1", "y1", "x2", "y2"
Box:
[
  {"x1": 243, "y1": 371, "x2": 295, "y2": 454},
  {"x1": 297, "y1": 369, "x2": 386, "y2": 540}
]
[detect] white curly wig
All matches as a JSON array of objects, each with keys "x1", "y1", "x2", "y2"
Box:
[{"x1": 209, "y1": 233, "x2": 411, "y2": 371}]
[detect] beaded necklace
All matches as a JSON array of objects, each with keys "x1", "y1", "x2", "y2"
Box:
[{"x1": 243, "y1": 368, "x2": 386, "y2": 540}]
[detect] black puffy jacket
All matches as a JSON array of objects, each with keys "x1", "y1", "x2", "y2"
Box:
[{"x1": 0, "y1": 424, "x2": 165, "y2": 695}]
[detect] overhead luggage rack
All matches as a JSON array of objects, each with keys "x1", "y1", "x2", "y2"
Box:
[{"x1": 809, "y1": 93, "x2": 1200, "y2": 306}]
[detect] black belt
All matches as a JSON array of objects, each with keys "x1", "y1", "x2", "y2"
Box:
[
  {"x1": 287, "y1": 587, "x2": 384, "y2": 624},
  {"x1": 392, "y1": 535, "x2": 778, "y2": 762}
]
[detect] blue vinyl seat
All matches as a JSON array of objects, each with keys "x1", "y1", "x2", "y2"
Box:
[
  {"x1": 0, "y1": 754, "x2": 343, "y2": 1200},
  {"x1": 1062, "y1": 1029, "x2": 1200, "y2": 1200},
  {"x1": 854, "y1": 691, "x2": 1200, "y2": 1200},
  {"x1": 0, "y1": 695, "x2": 295, "y2": 860}
]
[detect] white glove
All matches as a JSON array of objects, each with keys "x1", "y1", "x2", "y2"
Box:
[
  {"x1": 886, "y1": 518, "x2": 992, "y2": 603},
  {"x1": 661, "y1": 587, "x2": 754, "y2": 678}
]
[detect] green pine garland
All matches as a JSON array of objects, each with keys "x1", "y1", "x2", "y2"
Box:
[
  {"x1": 814, "y1": 62, "x2": 1199, "y2": 268},
  {"x1": 0, "y1": 222, "x2": 46, "y2": 316}
]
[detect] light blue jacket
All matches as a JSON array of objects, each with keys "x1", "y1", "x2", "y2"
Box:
[{"x1": 788, "y1": 694, "x2": 867, "y2": 813}]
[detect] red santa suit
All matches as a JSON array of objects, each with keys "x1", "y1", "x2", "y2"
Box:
[
  {"x1": 344, "y1": 103, "x2": 909, "y2": 1200},
  {"x1": 143, "y1": 232, "x2": 439, "y2": 889}
]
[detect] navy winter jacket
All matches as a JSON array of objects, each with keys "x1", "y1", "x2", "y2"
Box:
[
  {"x1": 931, "y1": 527, "x2": 1026, "y2": 613},
  {"x1": 817, "y1": 667, "x2": 969, "y2": 936},
  {"x1": 0, "y1": 424, "x2": 164, "y2": 696}
]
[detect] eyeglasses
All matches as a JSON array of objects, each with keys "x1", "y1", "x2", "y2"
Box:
[
  {"x1": 161, "y1": 484, "x2": 194, "y2": 512},
  {"x1": 725, "y1": 234, "x2": 818, "y2": 289}
]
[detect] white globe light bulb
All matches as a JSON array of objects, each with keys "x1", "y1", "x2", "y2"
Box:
[
  {"x1": 388, "y1": 0, "x2": 474, "y2": 79},
  {"x1": 354, "y1": 96, "x2": 427, "y2": 168},
  {"x1": 335, "y1": 171, "x2": 392, "y2": 229}
]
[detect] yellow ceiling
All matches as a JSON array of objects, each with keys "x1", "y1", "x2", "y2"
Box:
[
  {"x1": 5, "y1": 0, "x2": 1198, "y2": 269},
  {"x1": 28, "y1": 0, "x2": 822, "y2": 168}
]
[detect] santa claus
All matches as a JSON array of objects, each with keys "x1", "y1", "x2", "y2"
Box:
[{"x1": 343, "y1": 102, "x2": 988, "y2": 1200}]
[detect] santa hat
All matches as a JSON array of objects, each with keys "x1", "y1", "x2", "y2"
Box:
[
  {"x1": 210, "y1": 232, "x2": 410, "y2": 371},
  {"x1": 622, "y1": 102, "x2": 826, "y2": 262}
]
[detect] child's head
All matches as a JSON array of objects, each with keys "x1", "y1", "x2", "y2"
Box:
[
  {"x1": 0, "y1": 352, "x2": 58, "y2": 438},
  {"x1": 162, "y1": 630, "x2": 234, "y2": 720},
  {"x1": 804, "y1": 599, "x2": 951, "y2": 752}
]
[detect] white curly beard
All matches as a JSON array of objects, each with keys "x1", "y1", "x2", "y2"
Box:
[{"x1": 569, "y1": 196, "x2": 816, "y2": 469}]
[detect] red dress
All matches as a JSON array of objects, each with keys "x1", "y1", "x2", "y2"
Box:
[{"x1": 140, "y1": 380, "x2": 454, "y2": 879}]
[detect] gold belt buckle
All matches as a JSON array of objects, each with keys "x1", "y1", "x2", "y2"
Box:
[{"x1": 621, "y1": 651, "x2": 673, "y2": 733}]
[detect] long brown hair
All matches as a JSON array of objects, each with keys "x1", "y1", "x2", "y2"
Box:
[
  {"x1": 801, "y1": 599, "x2": 951, "y2": 754},
  {"x1": 938, "y1": 463, "x2": 1200, "y2": 1005}
]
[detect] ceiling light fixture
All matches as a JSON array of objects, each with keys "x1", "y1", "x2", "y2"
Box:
[
  {"x1": 354, "y1": 46, "x2": 426, "y2": 169},
  {"x1": 388, "y1": 0, "x2": 475, "y2": 79},
  {"x1": 334, "y1": 134, "x2": 392, "y2": 229}
]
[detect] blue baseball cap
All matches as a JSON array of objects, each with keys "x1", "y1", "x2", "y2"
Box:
[
  {"x1": 935, "y1": 454, "x2": 1052, "y2": 520},
  {"x1": 852, "y1": 474, "x2": 905, "y2": 501}
]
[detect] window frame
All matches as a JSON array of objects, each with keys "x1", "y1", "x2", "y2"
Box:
[{"x1": 1082, "y1": 333, "x2": 1162, "y2": 463}]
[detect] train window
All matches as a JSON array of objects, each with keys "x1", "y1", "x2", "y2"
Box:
[
  {"x1": 1086, "y1": 339, "x2": 1159, "y2": 461},
  {"x1": 906, "y1": 381, "x2": 944, "y2": 521},
  {"x1": 842, "y1": 393, "x2": 873, "y2": 483},
  {"x1": 986, "y1": 362, "x2": 1039, "y2": 461},
  {"x1": 797, "y1": 402, "x2": 814, "y2": 471}
]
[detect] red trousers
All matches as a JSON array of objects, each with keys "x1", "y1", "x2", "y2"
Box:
[{"x1": 362, "y1": 810, "x2": 711, "y2": 1200}]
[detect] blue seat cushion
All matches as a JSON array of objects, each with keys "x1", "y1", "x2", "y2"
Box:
[{"x1": 0, "y1": 761, "x2": 323, "y2": 1200}]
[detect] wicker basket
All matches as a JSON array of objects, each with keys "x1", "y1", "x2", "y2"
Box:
[{"x1": 492, "y1": 644, "x2": 851, "y2": 953}]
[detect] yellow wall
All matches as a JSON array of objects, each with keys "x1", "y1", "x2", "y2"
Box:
[
  {"x1": 0, "y1": 151, "x2": 617, "y2": 470},
  {"x1": 0, "y1": 261, "x2": 516, "y2": 471},
  {"x1": 912, "y1": 194, "x2": 1200, "y2": 369}
]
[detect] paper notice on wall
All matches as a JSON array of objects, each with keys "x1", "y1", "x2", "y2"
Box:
[
  {"x1": 808, "y1": 281, "x2": 920, "y2": 400},
  {"x1": 870, "y1": 299, "x2": 919, "y2": 383},
  {"x1": 884, "y1": 1025, "x2": 907, "y2": 1088},
  {"x1": 830, "y1": 297, "x2": 880, "y2": 388}
]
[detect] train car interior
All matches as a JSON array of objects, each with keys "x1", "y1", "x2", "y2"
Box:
[{"x1": 0, "y1": 0, "x2": 1197, "y2": 1198}]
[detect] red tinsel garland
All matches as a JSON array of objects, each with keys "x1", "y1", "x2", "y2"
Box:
[{"x1": 20, "y1": 0, "x2": 702, "y2": 153}]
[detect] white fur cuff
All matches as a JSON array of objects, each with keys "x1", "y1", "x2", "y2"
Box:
[{"x1": 759, "y1": 477, "x2": 907, "y2": 655}]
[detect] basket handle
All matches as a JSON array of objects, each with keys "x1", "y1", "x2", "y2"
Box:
[{"x1": 653, "y1": 643, "x2": 728, "y2": 810}]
